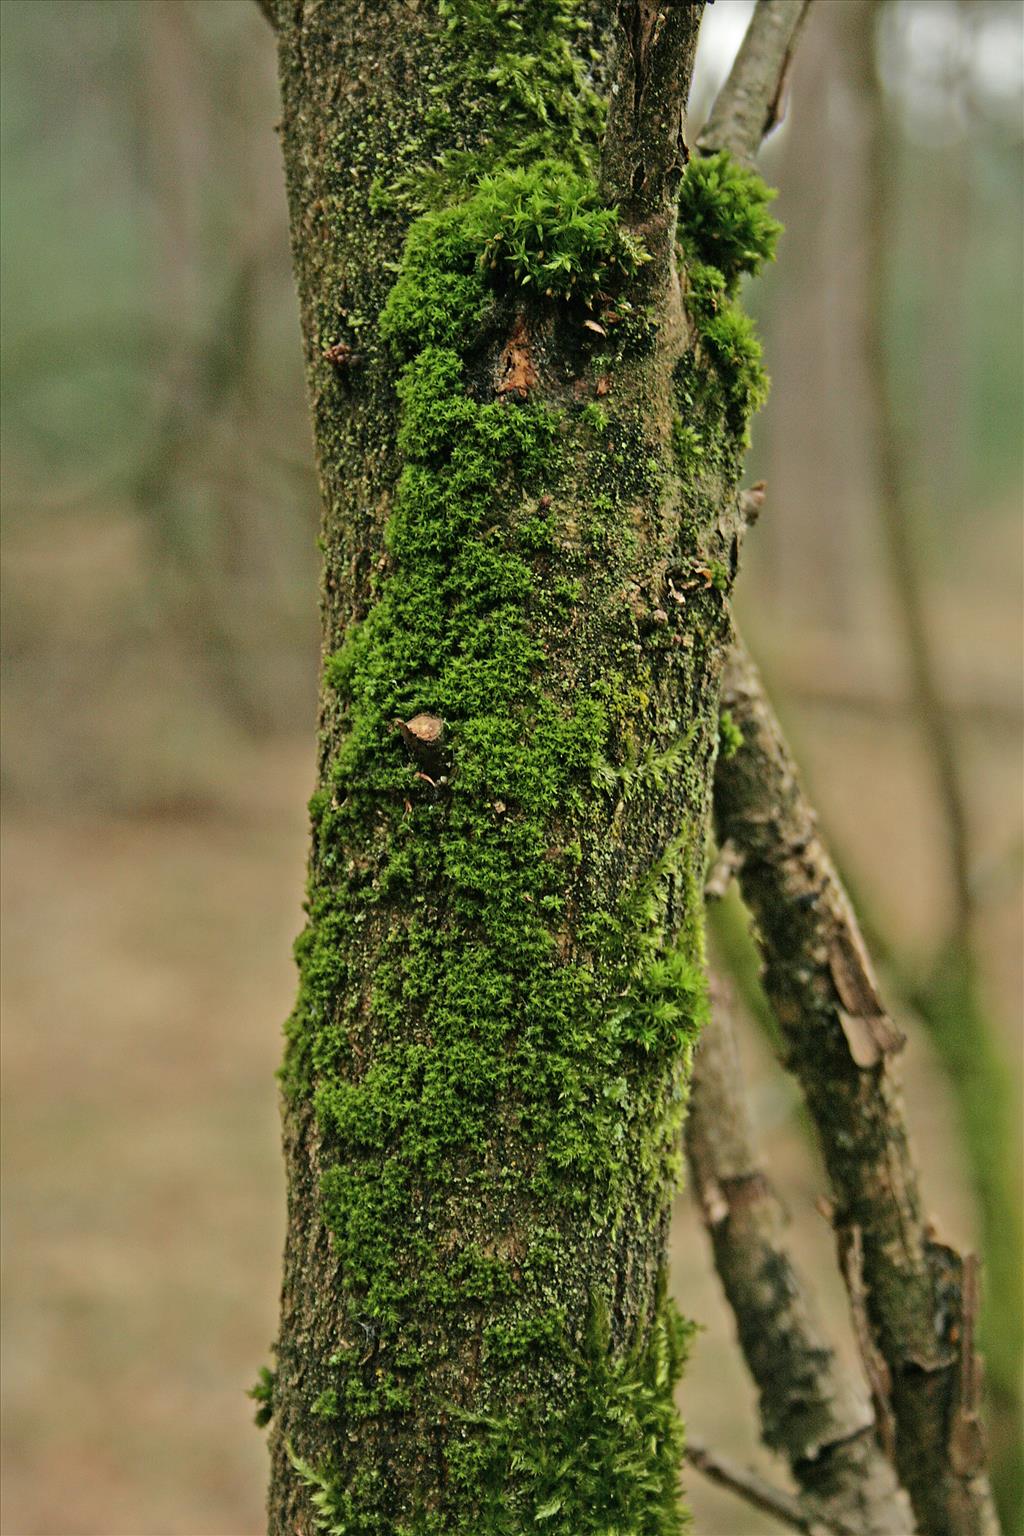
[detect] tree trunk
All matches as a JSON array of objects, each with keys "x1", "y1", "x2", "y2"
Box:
[{"x1": 263, "y1": 4, "x2": 772, "y2": 1529}]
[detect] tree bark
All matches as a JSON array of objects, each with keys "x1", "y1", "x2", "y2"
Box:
[
  {"x1": 262, "y1": 4, "x2": 776, "y2": 1530},
  {"x1": 714, "y1": 635, "x2": 1000, "y2": 1536},
  {"x1": 696, "y1": 0, "x2": 810, "y2": 165}
]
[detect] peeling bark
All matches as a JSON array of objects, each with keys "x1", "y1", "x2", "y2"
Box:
[{"x1": 713, "y1": 636, "x2": 1000, "y2": 1536}]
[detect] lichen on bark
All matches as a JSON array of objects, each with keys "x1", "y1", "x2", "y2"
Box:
[{"x1": 266, "y1": 4, "x2": 775, "y2": 1530}]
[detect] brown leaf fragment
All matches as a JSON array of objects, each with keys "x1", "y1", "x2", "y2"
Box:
[
  {"x1": 699, "y1": 1174, "x2": 729, "y2": 1228},
  {"x1": 582, "y1": 319, "x2": 607, "y2": 336},
  {"x1": 949, "y1": 1411, "x2": 987, "y2": 1478},
  {"x1": 704, "y1": 839, "x2": 743, "y2": 901},
  {"x1": 838, "y1": 1224, "x2": 897, "y2": 1463},
  {"x1": 950, "y1": 1253, "x2": 988, "y2": 1476},
  {"x1": 495, "y1": 315, "x2": 537, "y2": 399},
  {"x1": 595, "y1": 374, "x2": 611, "y2": 397},
  {"x1": 838, "y1": 1009, "x2": 885, "y2": 1069}
]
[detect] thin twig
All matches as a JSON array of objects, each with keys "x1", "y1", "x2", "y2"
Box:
[
  {"x1": 841, "y1": 830, "x2": 1020, "y2": 1520},
  {"x1": 698, "y1": 10, "x2": 998, "y2": 1525},
  {"x1": 684, "y1": 1441, "x2": 849, "y2": 1536},
  {"x1": 686, "y1": 982, "x2": 913, "y2": 1531},
  {"x1": 693, "y1": 13, "x2": 915, "y2": 1527},
  {"x1": 713, "y1": 635, "x2": 1001, "y2": 1536},
  {"x1": 697, "y1": 0, "x2": 812, "y2": 164}
]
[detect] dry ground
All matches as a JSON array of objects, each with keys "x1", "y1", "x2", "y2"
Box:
[{"x1": 1, "y1": 698, "x2": 1019, "y2": 1534}]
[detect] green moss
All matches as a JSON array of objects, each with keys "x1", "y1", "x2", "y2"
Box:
[
  {"x1": 678, "y1": 151, "x2": 781, "y2": 295},
  {"x1": 428, "y1": 0, "x2": 605, "y2": 187},
  {"x1": 291, "y1": 1288, "x2": 693, "y2": 1536},
  {"x1": 702, "y1": 305, "x2": 770, "y2": 420},
  {"x1": 674, "y1": 153, "x2": 781, "y2": 441},
  {"x1": 580, "y1": 398, "x2": 609, "y2": 432},
  {"x1": 249, "y1": 1365, "x2": 276, "y2": 1429},
  {"x1": 708, "y1": 560, "x2": 730, "y2": 594},
  {"x1": 453, "y1": 1289, "x2": 694, "y2": 1536},
  {"x1": 612, "y1": 944, "x2": 709, "y2": 1055},
  {"x1": 283, "y1": 141, "x2": 702, "y2": 1504},
  {"x1": 483, "y1": 1306, "x2": 566, "y2": 1368},
  {"x1": 671, "y1": 418, "x2": 703, "y2": 473},
  {"x1": 381, "y1": 162, "x2": 646, "y2": 346},
  {"x1": 592, "y1": 730, "x2": 695, "y2": 803},
  {"x1": 311, "y1": 1388, "x2": 340, "y2": 1420},
  {"x1": 681, "y1": 260, "x2": 769, "y2": 429},
  {"x1": 718, "y1": 708, "x2": 743, "y2": 760},
  {"x1": 373, "y1": 0, "x2": 605, "y2": 216}
]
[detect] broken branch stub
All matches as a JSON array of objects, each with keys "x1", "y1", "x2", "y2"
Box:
[{"x1": 394, "y1": 713, "x2": 449, "y2": 782}]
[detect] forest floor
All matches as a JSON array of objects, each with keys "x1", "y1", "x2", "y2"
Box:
[{"x1": 2, "y1": 695, "x2": 1020, "y2": 1534}]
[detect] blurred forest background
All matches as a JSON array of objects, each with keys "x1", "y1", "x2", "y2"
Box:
[{"x1": 1, "y1": 2, "x2": 1021, "y2": 1533}]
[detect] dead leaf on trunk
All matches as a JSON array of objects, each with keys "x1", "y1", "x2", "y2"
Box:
[{"x1": 495, "y1": 315, "x2": 537, "y2": 400}]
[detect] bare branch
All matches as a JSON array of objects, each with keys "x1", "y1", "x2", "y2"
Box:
[
  {"x1": 686, "y1": 982, "x2": 913, "y2": 1532},
  {"x1": 600, "y1": 3, "x2": 705, "y2": 279},
  {"x1": 698, "y1": 0, "x2": 811, "y2": 163},
  {"x1": 684, "y1": 1441, "x2": 847, "y2": 1536},
  {"x1": 713, "y1": 634, "x2": 1001, "y2": 1536}
]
